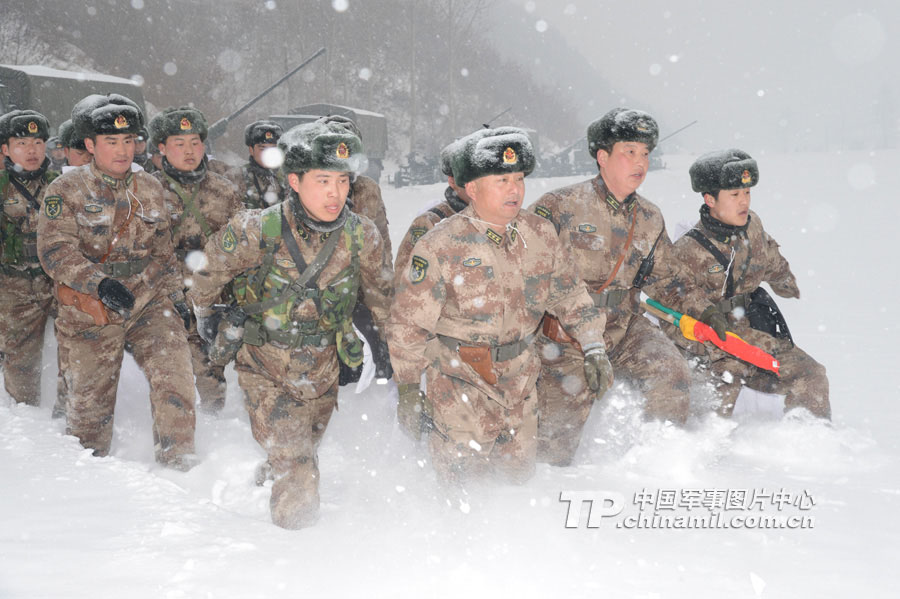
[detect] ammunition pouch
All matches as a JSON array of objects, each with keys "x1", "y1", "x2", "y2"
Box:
[
  {"x1": 439, "y1": 330, "x2": 537, "y2": 385},
  {"x1": 589, "y1": 287, "x2": 635, "y2": 310},
  {"x1": 241, "y1": 317, "x2": 335, "y2": 350},
  {"x1": 99, "y1": 257, "x2": 150, "y2": 279}
]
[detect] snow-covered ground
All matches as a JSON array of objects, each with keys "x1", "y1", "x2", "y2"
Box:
[{"x1": 2, "y1": 150, "x2": 897, "y2": 598}]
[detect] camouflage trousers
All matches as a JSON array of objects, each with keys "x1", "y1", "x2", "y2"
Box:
[
  {"x1": 236, "y1": 355, "x2": 337, "y2": 530},
  {"x1": 426, "y1": 368, "x2": 539, "y2": 487},
  {"x1": 55, "y1": 295, "x2": 196, "y2": 465},
  {"x1": 707, "y1": 340, "x2": 830, "y2": 419},
  {"x1": 536, "y1": 314, "x2": 691, "y2": 466},
  {"x1": 187, "y1": 326, "x2": 226, "y2": 413},
  {"x1": 0, "y1": 271, "x2": 54, "y2": 406}
]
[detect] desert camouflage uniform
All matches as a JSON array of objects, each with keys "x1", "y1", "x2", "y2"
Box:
[
  {"x1": 37, "y1": 162, "x2": 196, "y2": 464},
  {"x1": 0, "y1": 164, "x2": 57, "y2": 405},
  {"x1": 154, "y1": 166, "x2": 242, "y2": 411},
  {"x1": 394, "y1": 185, "x2": 467, "y2": 272},
  {"x1": 387, "y1": 206, "x2": 606, "y2": 485},
  {"x1": 225, "y1": 160, "x2": 287, "y2": 209},
  {"x1": 187, "y1": 197, "x2": 393, "y2": 529},
  {"x1": 529, "y1": 175, "x2": 697, "y2": 464},
  {"x1": 349, "y1": 174, "x2": 391, "y2": 259},
  {"x1": 661, "y1": 209, "x2": 829, "y2": 417}
]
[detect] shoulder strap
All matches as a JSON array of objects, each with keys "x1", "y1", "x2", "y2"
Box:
[
  {"x1": 428, "y1": 205, "x2": 449, "y2": 219},
  {"x1": 594, "y1": 208, "x2": 636, "y2": 294},
  {"x1": 7, "y1": 176, "x2": 43, "y2": 211},
  {"x1": 685, "y1": 228, "x2": 735, "y2": 298}
]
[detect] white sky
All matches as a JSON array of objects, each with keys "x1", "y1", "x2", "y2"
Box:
[{"x1": 502, "y1": 0, "x2": 899, "y2": 153}]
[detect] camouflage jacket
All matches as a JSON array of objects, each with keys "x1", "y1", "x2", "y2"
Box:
[
  {"x1": 349, "y1": 175, "x2": 391, "y2": 259},
  {"x1": 153, "y1": 169, "x2": 242, "y2": 276},
  {"x1": 225, "y1": 162, "x2": 287, "y2": 210},
  {"x1": 37, "y1": 162, "x2": 184, "y2": 324},
  {"x1": 394, "y1": 185, "x2": 467, "y2": 273},
  {"x1": 187, "y1": 198, "x2": 394, "y2": 396},
  {"x1": 387, "y1": 205, "x2": 606, "y2": 407},
  {"x1": 529, "y1": 174, "x2": 698, "y2": 347},
  {"x1": 660, "y1": 208, "x2": 799, "y2": 356},
  {"x1": 1, "y1": 167, "x2": 58, "y2": 271}
]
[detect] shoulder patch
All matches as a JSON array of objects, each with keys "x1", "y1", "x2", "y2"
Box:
[
  {"x1": 409, "y1": 227, "x2": 427, "y2": 242},
  {"x1": 578, "y1": 223, "x2": 597, "y2": 233},
  {"x1": 708, "y1": 264, "x2": 725, "y2": 274},
  {"x1": 534, "y1": 205, "x2": 553, "y2": 221},
  {"x1": 221, "y1": 224, "x2": 238, "y2": 253},
  {"x1": 84, "y1": 204, "x2": 103, "y2": 213},
  {"x1": 462, "y1": 257, "x2": 482, "y2": 267},
  {"x1": 43, "y1": 196, "x2": 62, "y2": 219},
  {"x1": 410, "y1": 255, "x2": 428, "y2": 284}
]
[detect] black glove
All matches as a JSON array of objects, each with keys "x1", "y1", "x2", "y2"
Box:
[
  {"x1": 700, "y1": 305, "x2": 729, "y2": 342},
  {"x1": 196, "y1": 310, "x2": 223, "y2": 344},
  {"x1": 583, "y1": 346, "x2": 614, "y2": 394},
  {"x1": 97, "y1": 278, "x2": 135, "y2": 314},
  {"x1": 173, "y1": 301, "x2": 191, "y2": 331},
  {"x1": 371, "y1": 338, "x2": 394, "y2": 381}
]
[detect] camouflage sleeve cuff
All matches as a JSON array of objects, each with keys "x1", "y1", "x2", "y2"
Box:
[
  {"x1": 192, "y1": 303, "x2": 214, "y2": 318},
  {"x1": 581, "y1": 342, "x2": 606, "y2": 354}
]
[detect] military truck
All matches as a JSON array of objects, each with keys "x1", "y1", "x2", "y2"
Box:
[
  {"x1": 269, "y1": 103, "x2": 388, "y2": 183},
  {"x1": 0, "y1": 64, "x2": 146, "y2": 130}
]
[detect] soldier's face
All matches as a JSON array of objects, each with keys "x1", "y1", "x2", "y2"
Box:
[
  {"x1": 2, "y1": 137, "x2": 46, "y2": 171},
  {"x1": 465, "y1": 172, "x2": 526, "y2": 226},
  {"x1": 133, "y1": 138, "x2": 147, "y2": 155},
  {"x1": 706, "y1": 188, "x2": 751, "y2": 226},
  {"x1": 249, "y1": 143, "x2": 279, "y2": 168},
  {"x1": 84, "y1": 134, "x2": 135, "y2": 178},
  {"x1": 597, "y1": 141, "x2": 649, "y2": 199},
  {"x1": 64, "y1": 147, "x2": 92, "y2": 167},
  {"x1": 288, "y1": 170, "x2": 350, "y2": 222},
  {"x1": 160, "y1": 133, "x2": 204, "y2": 171}
]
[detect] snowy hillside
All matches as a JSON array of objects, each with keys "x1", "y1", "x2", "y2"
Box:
[{"x1": 1, "y1": 150, "x2": 897, "y2": 599}]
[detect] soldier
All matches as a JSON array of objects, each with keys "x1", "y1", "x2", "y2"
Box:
[
  {"x1": 149, "y1": 107, "x2": 242, "y2": 413},
  {"x1": 387, "y1": 127, "x2": 612, "y2": 487},
  {"x1": 225, "y1": 120, "x2": 287, "y2": 209},
  {"x1": 132, "y1": 127, "x2": 151, "y2": 170},
  {"x1": 37, "y1": 94, "x2": 197, "y2": 470},
  {"x1": 393, "y1": 138, "x2": 472, "y2": 272},
  {"x1": 0, "y1": 109, "x2": 58, "y2": 406},
  {"x1": 528, "y1": 108, "x2": 698, "y2": 466},
  {"x1": 188, "y1": 120, "x2": 393, "y2": 529},
  {"x1": 58, "y1": 119, "x2": 92, "y2": 169},
  {"x1": 46, "y1": 136, "x2": 66, "y2": 171},
  {"x1": 660, "y1": 149, "x2": 829, "y2": 418}
]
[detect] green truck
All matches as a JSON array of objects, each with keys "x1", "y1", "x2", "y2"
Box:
[{"x1": 0, "y1": 64, "x2": 146, "y2": 130}]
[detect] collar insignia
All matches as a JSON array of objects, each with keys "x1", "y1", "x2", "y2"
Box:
[{"x1": 486, "y1": 229, "x2": 503, "y2": 246}]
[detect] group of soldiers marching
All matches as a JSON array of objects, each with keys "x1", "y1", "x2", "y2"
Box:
[{"x1": 0, "y1": 95, "x2": 829, "y2": 529}]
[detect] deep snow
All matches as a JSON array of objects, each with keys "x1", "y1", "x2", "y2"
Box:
[{"x1": 1, "y1": 150, "x2": 897, "y2": 599}]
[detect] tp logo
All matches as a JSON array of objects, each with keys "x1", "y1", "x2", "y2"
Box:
[{"x1": 559, "y1": 491, "x2": 625, "y2": 528}]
